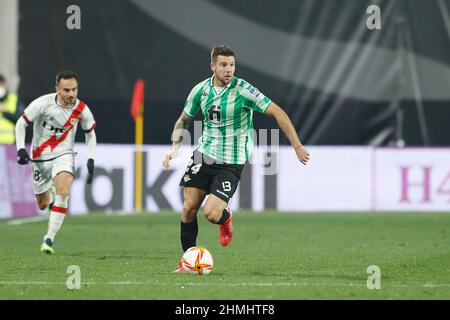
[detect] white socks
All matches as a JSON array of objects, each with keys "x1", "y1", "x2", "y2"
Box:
[{"x1": 44, "y1": 195, "x2": 68, "y2": 242}]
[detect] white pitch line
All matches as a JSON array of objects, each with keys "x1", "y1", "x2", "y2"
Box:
[
  {"x1": 0, "y1": 281, "x2": 449, "y2": 289},
  {"x1": 6, "y1": 216, "x2": 48, "y2": 226}
]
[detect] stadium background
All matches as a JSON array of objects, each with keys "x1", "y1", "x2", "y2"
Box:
[
  {"x1": 9, "y1": 0, "x2": 450, "y2": 146},
  {"x1": 1, "y1": 0, "x2": 450, "y2": 302},
  {"x1": 2, "y1": 0, "x2": 450, "y2": 217}
]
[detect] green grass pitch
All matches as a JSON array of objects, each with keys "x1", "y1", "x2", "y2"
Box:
[{"x1": 0, "y1": 211, "x2": 449, "y2": 299}]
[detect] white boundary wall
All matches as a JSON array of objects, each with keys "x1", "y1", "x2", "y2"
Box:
[
  {"x1": 71, "y1": 145, "x2": 450, "y2": 214},
  {"x1": 1, "y1": 144, "x2": 450, "y2": 217}
]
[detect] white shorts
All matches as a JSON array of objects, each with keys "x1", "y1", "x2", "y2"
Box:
[{"x1": 31, "y1": 154, "x2": 75, "y2": 195}]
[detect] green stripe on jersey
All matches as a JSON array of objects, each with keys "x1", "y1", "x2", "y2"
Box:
[
  {"x1": 183, "y1": 76, "x2": 271, "y2": 164},
  {"x1": 201, "y1": 86, "x2": 215, "y2": 154}
]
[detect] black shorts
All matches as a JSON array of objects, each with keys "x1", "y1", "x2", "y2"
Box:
[{"x1": 179, "y1": 151, "x2": 244, "y2": 203}]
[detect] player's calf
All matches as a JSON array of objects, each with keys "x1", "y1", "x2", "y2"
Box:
[
  {"x1": 180, "y1": 217, "x2": 198, "y2": 252},
  {"x1": 203, "y1": 206, "x2": 226, "y2": 223},
  {"x1": 179, "y1": 187, "x2": 207, "y2": 254},
  {"x1": 203, "y1": 205, "x2": 234, "y2": 247},
  {"x1": 55, "y1": 185, "x2": 70, "y2": 198},
  {"x1": 35, "y1": 188, "x2": 52, "y2": 210},
  {"x1": 42, "y1": 194, "x2": 69, "y2": 252},
  {"x1": 37, "y1": 201, "x2": 49, "y2": 211}
]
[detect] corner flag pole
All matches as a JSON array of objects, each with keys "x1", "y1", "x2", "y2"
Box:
[{"x1": 131, "y1": 79, "x2": 144, "y2": 212}]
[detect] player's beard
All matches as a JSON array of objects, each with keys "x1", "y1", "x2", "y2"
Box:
[
  {"x1": 65, "y1": 96, "x2": 75, "y2": 105},
  {"x1": 218, "y1": 74, "x2": 231, "y2": 86}
]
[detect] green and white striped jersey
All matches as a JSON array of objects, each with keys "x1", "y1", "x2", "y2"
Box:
[{"x1": 183, "y1": 76, "x2": 272, "y2": 164}]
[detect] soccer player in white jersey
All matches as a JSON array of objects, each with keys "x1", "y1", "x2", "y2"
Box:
[
  {"x1": 163, "y1": 45, "x2": 310, "y2": 272},
  {"x1": 15, "y1": 70, "x2": 97, "y2": 254}
]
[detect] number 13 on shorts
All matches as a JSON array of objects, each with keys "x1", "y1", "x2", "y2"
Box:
[{"x1": 222, "y1": 181, "x2": 231, "y2": 192}]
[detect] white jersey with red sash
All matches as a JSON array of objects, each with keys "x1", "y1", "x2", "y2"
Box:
[{"x1": 22, "y1": 93, "x2": 96, "y2": 161}]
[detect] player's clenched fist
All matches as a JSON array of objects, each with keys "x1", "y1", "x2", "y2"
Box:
[
  {"x1": 86, "y1": 158, "x2": 95, "y2": 184},
  {"x1": 17, "y1": 148, "x2": 30, "y2": 165}
]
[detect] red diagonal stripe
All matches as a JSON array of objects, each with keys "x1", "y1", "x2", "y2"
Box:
[
  {"x1": 63, "y1": 101, "x2": 86, "y2": 126},
  {"x1": 32, "y1": 129, "x2": 72, "y2": 159},
  {"x1": 51, "y1": 205, "x2": 68, "y2": 214},
  {"x1": 32, "y1": 101, "x2": 86, "y2": 159}
]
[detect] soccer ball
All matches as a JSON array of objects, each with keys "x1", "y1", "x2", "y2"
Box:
[{"x1": 181, "y1": 246, "x2": 214, "y2": 275}]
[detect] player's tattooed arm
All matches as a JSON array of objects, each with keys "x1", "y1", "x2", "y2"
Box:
[
  {"x1": 163, "y1": 111, "x2": 193, "y2": 169},
  {"x1": 171, "y1": 111, "x2": 193, "y2": 143}
]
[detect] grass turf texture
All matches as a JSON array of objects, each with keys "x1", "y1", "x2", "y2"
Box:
[{"x1": 0, "y1": 211, "x2": 449, "y2": 299}]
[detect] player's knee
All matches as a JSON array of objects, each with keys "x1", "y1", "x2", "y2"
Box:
[
  {"x1": 183, "y1": 200, "x2": 198, "y2": 217},
  {"x1": 55, "y1": 186, "x2": 70, "y2": 198}
]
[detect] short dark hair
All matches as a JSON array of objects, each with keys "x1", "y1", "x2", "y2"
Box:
[
  {"x1": 56, "y1": 70, "x2": 78, "y2": 84},
  {"x1": 211, "y1": 45, "x2": 235, "y2": 63},
  {"x1": 0, "y1": 74, "x2": 6, "y2": 83}
]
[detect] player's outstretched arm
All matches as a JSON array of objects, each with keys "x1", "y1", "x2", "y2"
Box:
[
  {"x1": 265, "y1": 103, "x2": 310, "y2": 165},
  {"x1": 163, "y1": 111, "x2": 193, "y2": 169},
  {"x1": 15, "y1": 116, "x2": 30, "y2": 165}
]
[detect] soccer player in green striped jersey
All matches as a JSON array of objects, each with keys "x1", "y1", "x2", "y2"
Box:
[{"x1": 163, "y1": 45, "x2": 310, "y2": 273}]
